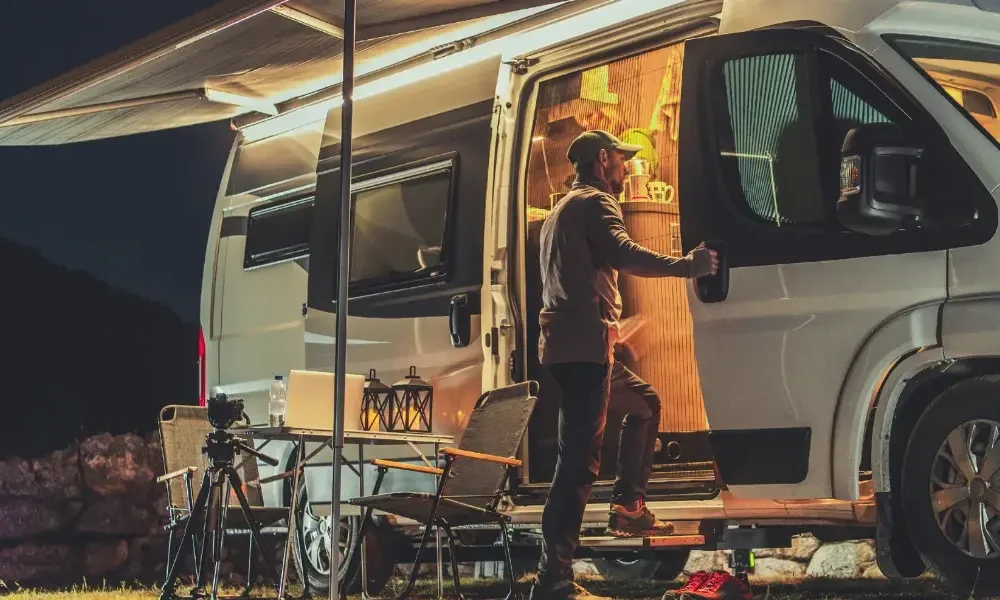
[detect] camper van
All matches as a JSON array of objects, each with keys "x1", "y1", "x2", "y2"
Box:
[{"x1": 2, "y1": 0, "x2": 1000, "y2": 595}]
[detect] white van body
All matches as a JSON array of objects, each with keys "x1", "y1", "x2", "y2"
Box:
[{"x1": 203, "y1": 0, "x2": 1000, "y2": 592}]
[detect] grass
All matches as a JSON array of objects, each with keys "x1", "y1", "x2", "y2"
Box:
[{"x1": 0, "y1": 574, "x2": 996, "y2": 600}]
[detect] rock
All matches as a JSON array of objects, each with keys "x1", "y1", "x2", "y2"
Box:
[
  {"x1": 862, "y1": 563, "x2": 885, "y2": 579},
  {"x1": 753, "y1": 534, "x2": 821, "y2": 562},
  {"x1": 805, "y1": 541, "x2": 871, "y2": 579},
  {"x1": 751, "y1": 557, "x2": 807, "y2": 581},
  {"x1": 121, "y1": 535, "x2": 170, "y2": 582},
  {"x1": 0, "y1": 543, "x2": 79, "y2": 585},
  {"x1": 0, "y1": 500, "x2": 82, "y2": 538},
  {"x1": 76, "y1": 497, "x2": 151, "y2": 535},
  {"x1": 572, "y1": 560, "x2": 601, "y2": 578},
  {"x1": 684, "y1": 550, "x2": 730, "y2": 575},
  {"x1": 80, "y1": 433, "x2": 159, "y2": 498},
  {"x1": 856, "y1": 540, "x2": 876, "y2": 568},
  {"x1": 0, "y1": 449, "x2": 82, "y2": 500},
  {"x1": 84, "y1": 540, "x2": 129, "y2": 576},
  {"x1": 784, "y1": 535, "x2": 822, "y2": 561}
]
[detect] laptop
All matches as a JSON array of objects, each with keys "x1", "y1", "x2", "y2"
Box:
[{"x1": 284, "y1": 369, "x2": 366, "y2": 431}]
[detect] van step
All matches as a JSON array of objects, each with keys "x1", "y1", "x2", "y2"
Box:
[{"x1": 578, "y1": 534, "x2": 705, "y2": 549}]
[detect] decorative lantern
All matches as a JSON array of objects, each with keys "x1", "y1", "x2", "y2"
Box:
[
  {"x1": 360, "y1": 369, "x2": 394, "y2": 431},
  {"x1": 391, "y1": 366, "x2": 434, "y2": 432}
]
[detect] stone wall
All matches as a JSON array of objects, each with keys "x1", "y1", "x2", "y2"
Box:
[{"x1": 0, "y1": 432, "x2": 285, "y2": 588}]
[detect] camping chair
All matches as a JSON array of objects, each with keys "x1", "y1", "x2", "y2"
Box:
[
  {"x1": 348, "y1": 381, "x2": 539, "y2": 600},
  {"x1": 157, "y1": 405, "x2": 289, "y2": 590}
]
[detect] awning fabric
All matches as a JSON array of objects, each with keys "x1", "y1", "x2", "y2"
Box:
[{"x1": 0, "y1": 0, "x2": 562, "y2": 146}]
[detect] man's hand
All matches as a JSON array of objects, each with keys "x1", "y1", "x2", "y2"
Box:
[{"x1": 687, "y1": 243, "x2": 719, "y2": 279}]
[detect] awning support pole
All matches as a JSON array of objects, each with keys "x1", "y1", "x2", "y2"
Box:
[{"x1": 330, "y1": 0, "x2": 356, "y2": 597}]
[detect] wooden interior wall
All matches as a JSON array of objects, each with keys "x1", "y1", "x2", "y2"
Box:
[{"x1": 524, "y1": 42, "x2": 708, "y2": 432}]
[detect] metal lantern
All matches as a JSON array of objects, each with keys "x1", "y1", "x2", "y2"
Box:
[
  {"x1": 391, "y1": 366, "x2": 433, "y2": 432},
  {"x1": 361, "y1": 369, "x2": 394, "y2": 431}
]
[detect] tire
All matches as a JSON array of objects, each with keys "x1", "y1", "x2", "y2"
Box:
[
  {"x1": 290, "y1": 478, "x2": 398, "y2": 595},
  {"x1": 901, "y1": 376, "x2": 1000, "y2": 597},
  {"x1": 594, "y1": 550, "x2": 690, "y2": 581}
]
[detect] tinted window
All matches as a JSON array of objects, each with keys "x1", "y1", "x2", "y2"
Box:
[
  {"x1": 717, "y1": 52, "x2": 903, "y2": 228},
  {"x1": 349, "y1": 166, "x2": 452, "y2": 289},
  {"x1": 244, "y1": 195, "x2": 314, "y2": 269},
  {"x1": 719, "y1": 53, "x2": 825, "y2": 225}
]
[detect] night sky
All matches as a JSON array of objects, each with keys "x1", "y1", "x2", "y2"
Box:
[{"x1": 0, "y1": 0, "x2": 236, "y2": 323}]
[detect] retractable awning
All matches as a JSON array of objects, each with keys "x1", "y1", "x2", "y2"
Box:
[{"x1": 0, "y1": 0, "x2": 565, "y2": 146}]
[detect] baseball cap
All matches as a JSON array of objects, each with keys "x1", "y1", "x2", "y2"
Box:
[{"x1": 566, "y1": 129, "x2": 644, "y2": 166}]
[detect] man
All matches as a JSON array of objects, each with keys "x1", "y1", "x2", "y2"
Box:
[{"x1": 530, "y1": 130, "x2": 718, "y2": 600}]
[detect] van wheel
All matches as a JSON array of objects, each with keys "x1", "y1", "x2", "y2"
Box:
[
  {"x1": 290, "y1": 478, "x2": 397, "y2": 595},
  {"x1": 901, "y1": 376, "x2": 1000, "y2": 597},
  {"x1": 594, "y1": 550, "x2": 689, "y2": 581}
]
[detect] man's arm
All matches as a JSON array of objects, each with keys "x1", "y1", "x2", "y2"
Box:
[{"x1": 585, "y1": 193, "x2": 714, "y2": 278}]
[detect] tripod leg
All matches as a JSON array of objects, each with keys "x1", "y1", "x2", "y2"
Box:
[
  {"x1": 225, "y1": 466, "x2": 282, "y2": 591},
  {"x1": 192, "y1": 471, "x2": 225, "y2": 600},
  {"x1": 242, "y1": 534, "x2": 254, "y2": 598},
  {"x1": 161, "y1": 471, "x2": 213, "y2": 600},
  {"x1": 211, "y1": 474, "x2": 230, "y2": 600}
]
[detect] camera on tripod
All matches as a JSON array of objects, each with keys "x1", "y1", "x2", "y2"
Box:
[
  {"x1": 160, "y1": 393, "x2": 281, "y2": 600},
  {"x1": 206, "y1": 392, "x2": 249, "y2": 430}
]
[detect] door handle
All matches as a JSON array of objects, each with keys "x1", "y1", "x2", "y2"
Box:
[
  {"x1": 694, "y1": 240, "x2": 729, "y2": 304},
  {"x1": 449, "y1": 294, "x2": 471, "y2": 348}
]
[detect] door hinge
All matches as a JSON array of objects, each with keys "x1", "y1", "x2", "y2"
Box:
[
  {"x1": 504, "y1": 57, "x2": 539, "y2": 75},
  {"x1": 509, "y1": 350, "x2": 521, "y2": 382},
  {"x1": 302, "y1": 303, "x2": 308, "y2": 317}
]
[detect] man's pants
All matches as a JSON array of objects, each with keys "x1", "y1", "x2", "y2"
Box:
[{"x1": 535, "y1": 360, "x2": 662, "y2": 586}]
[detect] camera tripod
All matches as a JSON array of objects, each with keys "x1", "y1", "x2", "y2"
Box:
[{"x1": 160, "y1": 429, "x2": 282, "y2": 600}]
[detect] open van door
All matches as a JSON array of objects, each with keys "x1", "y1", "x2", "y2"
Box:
[{"x1": 676, "y1": 27, "x2": 992, "y2": 499}]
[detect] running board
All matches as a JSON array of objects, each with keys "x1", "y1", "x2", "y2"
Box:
[{"x1": 579, "y1": 534, "x2": 706, "y2": 549}]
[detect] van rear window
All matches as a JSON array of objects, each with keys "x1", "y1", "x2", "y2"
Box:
[{"x1": 244, "y1": 195, "x2": 315, "y2": 269}]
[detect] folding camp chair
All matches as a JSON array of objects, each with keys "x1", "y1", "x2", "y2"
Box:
[
  {"x1": 348, "y1": 381, "x2": 539, "y2": 600},
  {"x1": 157, "y1": 405, "x2": 289, "y2": 591}
]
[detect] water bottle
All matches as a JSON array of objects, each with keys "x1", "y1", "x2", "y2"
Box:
[{"x1": 269, "y1": 375, "x2": 287, "y2": 427}]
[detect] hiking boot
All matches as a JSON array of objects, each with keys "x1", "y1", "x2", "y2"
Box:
[
  {"x1": 680, "y1": 571, "x2": 752, "y2": 600},
  {"x1": 606, "y1": 503, "x2": 675, "y2": 537},
  {"x1": 529, "y1": 580, "x2": 611, "y2": 600},
  {"x1": 662, "y1": 571, "x2": 710, "y2": 598}
]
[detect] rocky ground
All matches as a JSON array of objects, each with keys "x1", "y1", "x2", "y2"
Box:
[{"x1": 0, "y1": 432, "x2": 926, "y2": 594}]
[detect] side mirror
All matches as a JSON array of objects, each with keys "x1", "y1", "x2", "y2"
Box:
[{"x1": 837, "y1": 123, "x2": 926, "y2": 236}]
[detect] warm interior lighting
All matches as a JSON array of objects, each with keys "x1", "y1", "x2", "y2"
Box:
[{"x1": 241, "y1": 0, "x2": 673, "y2": 143}]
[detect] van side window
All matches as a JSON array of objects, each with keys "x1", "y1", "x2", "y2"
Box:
[
  {"x1": 349, "y1": 162, "x2": 453, "y2": 291},
  {"x1": 716, "y1": 51, "x2": 905, "y2": 229},
  {"x1": 718, "y1": 53, "x2": 826, "y2": 226},
  {"x1": 244, "y1": 195, "x2": 314, "y2": 269}
]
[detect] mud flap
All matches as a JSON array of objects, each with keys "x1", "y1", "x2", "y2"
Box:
[{"x1": 875, "y1": 491, "x2": 926, "y2": 578}]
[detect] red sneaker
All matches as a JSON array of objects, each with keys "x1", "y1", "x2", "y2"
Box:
[
  {"x1": 680, "y1": 570, "x2": 752, "y2": 600},
  {"x1": 662, "y1": 571, "x2": 710, "y2": 598}
]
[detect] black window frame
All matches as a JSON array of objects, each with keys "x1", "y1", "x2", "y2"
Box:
[
  {"x1": 679, "y1": 27, "x2": 997, "y2": 268},
  {"x1": 343, "y1": 153, "x2": 460, "y2": 298},
  {"x1": 243, "y1": 192, "x2": 316, "y2": 270}
]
